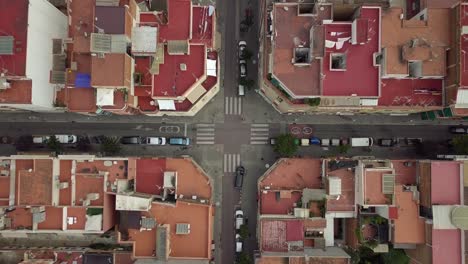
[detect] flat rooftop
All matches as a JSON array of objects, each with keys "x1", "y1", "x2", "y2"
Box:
[
  {"x1": 16, "y1": 159, "x2": 53, "y2": 206},
  {"x1": 431, "y1": 161, "x2": 461, "y2": 204},
  {"x1": 191, "y1": 6, "x2": 214, "y2": 48},
  {"x1": 260, "y1": 191, "x2": 302, "y2": 215},
  {"x1": 152, "y1": 44, "x2": 205, "y2": 97},
  {"x1": 130, "y1": 201, "x2": 212, "y2": 259},
  {"x1": 135, "y1": 158, "x2": 166, "y2": 195},
  {"x1": 158, "y1": 0, "x2": 191, "y2": 41},
  {"x1": 91, "y1": 54, "x2": 132, "y2": 87},
  {"x1": 461, "y1": 4, "x2": 468, "y2": 87},
  {"x1": 37, "y1": 206, "x2": 63, "y2": 230},
  {"x1": 75, "y1": 174, "x2": 104, "y2": 206},
  {"x1": 322, "y1": 7, "x2": 380, "y2": 96},
  {"x1": 0, "y1": 0, "x2": 28, "y2": 77},
  {"x1": 0, "y1": 79, "x2": 32, "y2": 104},
  {"x1": 95, "y1": 6, "x2": 126, "y2": 35},
  {"x1": 68, "y1": 0, "x2": 95, "y2": 53},
  {"x1": 166, "y1": 158, "x2": 211, "y2": 200},
  {"x1": 379, "y1": 79, "x2": 442, "y2": 107},
  {"x1": 325, "y1": 162, "x2": 355, "y2": 212},
  {"x1": 381, "y1": 8, "x2": 450, "y2": 77},
  {"x1": 259, "y1": 159, "x2": 322, "y2": 190},
  {"x1": 432, "y1": 229, "x2": 462, "y2": 264},
  {"x1": 364, "y1": 169, "x2": 394, "y2": 205},
  {"x1": 393, "y1": 185, "x2": 425, "y2": 244},
  {"x1": 272, "y1": 4, "x2": 322, "y2": 97}
]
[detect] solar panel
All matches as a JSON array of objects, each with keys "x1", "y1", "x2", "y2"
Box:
[{"x1": 0, "y1": 36, "x2": 14, "y2": 55}]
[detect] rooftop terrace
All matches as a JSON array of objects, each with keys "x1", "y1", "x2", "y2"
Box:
[
  {"x1": 0, "y1": 0, "x2": 28, "y2": 77},
  {"x1": 432, "y1": 229, "x2": 462, "y2": 264},
  {"x1": 363, "y1": 169, "x2": 394, "y2": 205},
  {"x1": 16, "y1": 159, "x2": 52, "y2": 206},
  {"x1": 322, "y1": 7, "x2": 380, "y2": 97},
  {"x1": 259, "y1": 159, "x2": 322, "y2": 190},
  {"x1": 431, "y1": 161, "x2": 461, "y2": 204},
  {"x1": 379, "y1": 79, "x2": 442, "y2": 107},
  {"x1": 461, "y1": 4, "x2": 468, "y2": 87},
  {"x1": 325, "y1": 161, "x2": 355, "y2": 212},
  {"x1": 0, "y1": 80, "x2": 32, "y2": 104},
  {"x1": 393, "y1": 185, "x2": 425, "y2": 244}
]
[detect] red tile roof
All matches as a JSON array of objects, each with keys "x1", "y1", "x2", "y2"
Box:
[
  {"x1": 261, "y1": 220, "x2": 288, "y2": 252},
  {"x1": 322, "y1": 7, "x2": 380, "y2": 96},
  {"x1": 431, "y1": 161, "x2": 461, "y2": 205},
  {"x1": 16, "y1": 159, "x2": 53, "y2": 206},
  {"x1": 432, "y1": 229, "x2": 462, "y2": 264},
  {"x1": 0, "y1": 0, "x2": 28, "y2": 77}
]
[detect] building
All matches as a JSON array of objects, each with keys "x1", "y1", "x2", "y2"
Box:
[
  {"x1": 0, "y1": 155, "x2": 214, "y2": 263},
  {"x1": 256, "y1": 158, "x2": 353, "y2": 263},
  {"x1": 54, "y1": 0, "x2": 218, "y2": 116},
  {"x1": 0, "y1": 0, "x2": 68, "y2": 112},
  {"x1": 259, "y1": 1, "x2": 457, "y2": 117}
]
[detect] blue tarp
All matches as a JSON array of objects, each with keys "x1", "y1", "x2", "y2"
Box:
[{"x1": 75, "y1": 73, "x2": 91, "y2": 88}]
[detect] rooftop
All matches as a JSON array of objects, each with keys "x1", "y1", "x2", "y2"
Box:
[
  {"x1": 0, "y1": 0, "x2": 28, "y2": 77},
  {"x1": 152, "y1": 44, "x2": 205, "y2": 97},
  {"x1": 392, "y1": 185, "x2": 425, "y2": 244},
  {"x1": 191, "y1": 6, "x2": 215, "y2": 48},
  {"x1": 431, "y1": 161, "x2": 461, "y2": 204},
  {"x1": 68, "y1": 0, "x2": 95, "y2": 53},
  {"x1": 260, "y1": 219, "x2": 304, "y2": 252},
  {"x1": 95, "y1": 6, "x2": 126, "y2": 35},
  {"x1": 16, "y1": 159, "x2": 53, "y2": 206},
  {"x1": 381, "y1": 8, "x2": 450, "y2": 77},
  {"x1": 0, "y1": 79, "x2": 32, "y2": 104},
  {"x1": 322, "y1": 7, "x2": 380, "y2": 97},
  {"x1": 271, "y1": 4, "x2": 323, "y2": 97},
  {"x1": 156, "y1": 0, "x2": 192, "y2": 41},
  {"x1": 63, "y1": 88, "x2": 97, "y2": 113},
  {"x1": 260, "y1": 191, "x2": 302, "y2": 215},
  {"x1": 363, "y1": 168, "x2": 394, "y2": 205},
  {"x1": 432, "y1": 229, "x2": 462, "y2": 264},
  {"x1": 129, "y1": 201, "x2": 212, "y2": 259},
  {"x1": 91, "y1": 54, "x2": 132, "y2": 88},
  {"x1": 461, "y1": 4, "x2": 468, "y2": 87},
  {"x1": 378, "y1": 79, "x2": 442, "y2": 107},
  {"x1": 259, "y1": 159, "x2": 322, "y2": 190},
  {"x1": 166, "y1": 158, "x2": 211, "y2": 200},
  {"x1": 325, "y1": 161, "x2": 355, "y2": 212},
  {"x1": 135, "y1": 158, "x2": 166, "y2": 195},
  {"x1": 37, "y1": 206, "x2": 63, "y2": 230},
  {"x1": 74, "y1": 174, "x2": 104, "y2": 207}
]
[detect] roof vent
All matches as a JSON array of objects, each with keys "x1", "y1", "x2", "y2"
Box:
[
  {"x1": 180, "y1": 64, "x2": 187, "y2": 71},
  {"x1": 0, "y1": 36, "x2": 14, "y2": 55},
  {"x1": 176, "y1": 223, "x2": 190, "y2": 234}
]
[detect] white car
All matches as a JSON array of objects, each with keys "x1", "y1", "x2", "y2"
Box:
[
  {"x1": 238, "y1": 41, "x2": 247, "y2": 59},
  {"x1": 33, "y1": 135, "x2": 77, "y2": 144},
  {"x1": 239, "y1": 60, "x2": 247, "y2": 77},
  {"x1": 143, "y1": 137, "x2": 166, "y2": 145},
  {"x1": 235, "y1": 234, "x2": 243, "y2": 253},
  {"x1": 235, "y1": 210, "x2": 244, "y2": 230}
]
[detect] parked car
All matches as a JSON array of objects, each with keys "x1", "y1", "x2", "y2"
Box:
[
  {"x1": 350, "y1": 137, "x2": 374, "y2": 147},
  {"x1": 33, "y1": 135, "x2": 77, "y2": 144},
  {"x1": 300, "y1": 138, "x2": 310, "y2": 146},
  {"x1": 239, "y1": 60, "x2": 247, "y2": 77},
  {"x1": 238, "y1": 84, "x2": 245, "y2": 96},
  {"x1": 378, "y1": 138, "x2": 396, "y2": 147},
  {"x1": 331, "y1": 138, "x2": 341, "y2": 146},
  {"x1": 309, "y1": 137, "x2": 321, "y2": 145},
  {"x1": 449, "y1": 126, "x2": 468, "y2": 134},
  {"x1": 168, "y1": 137, "x2": 190, "y2": 146},
  {"x1": 269, "y1": 138, "x2": 276, "y2": 145},
  {"x1": 120, "y1": 136, "x2": 141, "y2": 144},
  {"x1": 143, "y1": 137, "x2": 166, "y2": 145},
  {"x1": 235, "y1": 166, "x2": 245, "y2": 189},
  {"x1": 321, "y1": 138, "x2": 330, "y2": 146},
  {"x1": 235, "y1": 234, "x2": 243, "y2": 253},
  {"x1": 238, "y1": 41, "x2": 247, "y2": 59},
  {"x1": 235, "y1": 210, "x2": 244, "y2": 230}
]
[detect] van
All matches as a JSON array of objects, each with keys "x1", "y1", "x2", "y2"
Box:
[
  {"x1": 169, "y1": 137, "x2": 190, "y2": 146},
  {"x1": 235, "y1": 166, "x2": 245, "y2": 189},
  {"x1": 238, "y1": 84, "x2": 245, "y2": 96},
  {"x1": 350, "y1": 137, "x2": 374, "y2": 147}
]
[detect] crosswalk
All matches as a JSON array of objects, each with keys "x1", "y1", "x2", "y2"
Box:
[
  {"x1": 195, "y1": 124, "x2": 216, "y2": 145},
  {"x1": 225, "y1": 97, "x2": 242, "y2": 115},
  {"x1": 250, "y1": 124, "x2": 270, "y2": 145},
  {"x1": 224, "y1": 153, "x2": 241, "y2": 173}
]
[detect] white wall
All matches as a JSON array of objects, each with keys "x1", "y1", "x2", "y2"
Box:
[{"x1": 26, "y1": 0, "x2": 67, "y2": 110}]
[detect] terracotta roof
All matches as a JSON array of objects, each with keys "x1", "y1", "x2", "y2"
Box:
[
  {"x1": 393, "y1": 185, "x2": 425, "y2": 244},
  {"x1": 431, "y1": 161, "x2": 461, "y2": 205},
  {"x1": 0, "y1": 79, "x2": 32, "y2": 104},
  {"x1": 91, "y1": 53, "x2": 132, "y2": 88},
  {"x1": 68, "y1": 0, "x2": 95, "y2": 53},
  {"x1": 16, "y1": 159, "x2": 53, "y2": 206},
  {"x1": 381, "y1": 8, "x2": 451, "y2": 77},
  {"x1": 363, "y1": 169, "x2": 394, "y2": 205},
  {"x1": 259, "y1": 159, "x2": 322, "y2": 190}
]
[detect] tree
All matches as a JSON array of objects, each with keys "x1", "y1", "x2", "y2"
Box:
[
  {"x1": 337, "y1": 144, "x2": 351, "y2": 154},
  {"x1": 237, "y1": 252, "x2": 251, "y2": 264},
  {"x1": 239, "y1": 78, "x2": 255, "y2": 90},
  {"x1": 304, "y1": 97, "x2": 321, "y2": 107},
  {"x1": 100, "y1": 136, "x2": 121, "y2": 156},
  {"x1": 274, "y1": 134, "x2": 298, "y2": 157},
  {"x1": 381, "y1": 248, "x2": 409, "y2": 264},
  {"x1": 15, "y1": 135, "x2": 33, "y2": 151},
  {"x1": 46, "y1": 135, "x2": 63, "y2": 153},
  {"x1": 452, "y1": 135, "x2": 468, "y2": 155},
  {"x1": 76, "y1": 137, "x2": 91, "y2": 152},
  {"x1": 239, "y1": 224, "x2": 249, "y2": 240}
]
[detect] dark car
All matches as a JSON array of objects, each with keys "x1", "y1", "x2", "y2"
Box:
[
  {"x1": 449, "y1": 126, "x2": 468, "y2": 134},
  {"x1": 378, "y1": 138, "x2": 396, "y2": 147},
  {"x1": 235, "y1": 166, "x2": 245, "y2": 189},
  {"x1": 120, "y1": 136, "x2": 141, "y2": 144}
]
